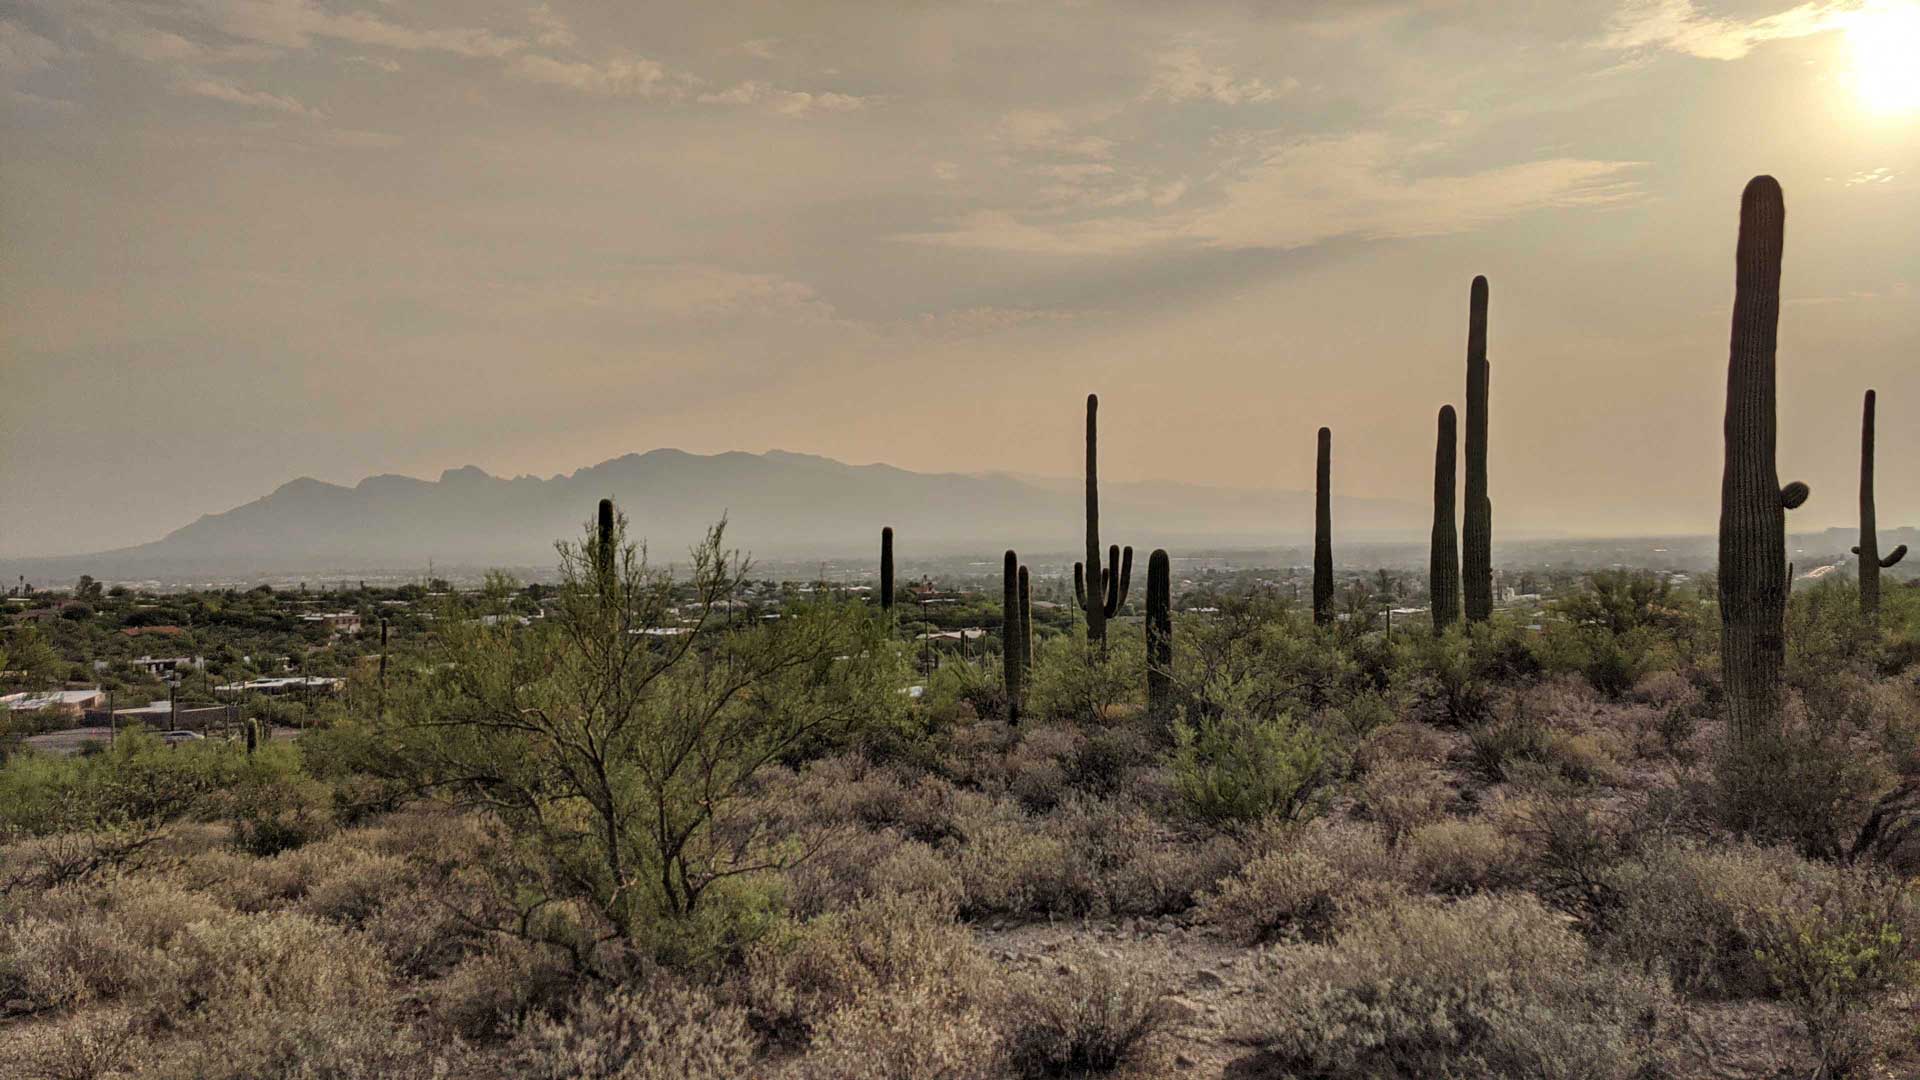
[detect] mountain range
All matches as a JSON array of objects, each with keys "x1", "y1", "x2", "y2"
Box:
[{"x1": 4, "y1": 449, "x2": 1431, "y2": 580}]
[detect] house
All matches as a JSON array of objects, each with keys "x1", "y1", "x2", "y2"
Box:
[
  {"x1": 130, "y1": 656, "x2": 204, "y2": 678},
  {"x1": 2, "y1": 688, "x2": 106, "y2": 718},
  {"x1": 300, "y1": 612, "x2": 363, "y2": 635},
  {"x1": 213, "y1": 676, "x2": 345, "y2": 696}
]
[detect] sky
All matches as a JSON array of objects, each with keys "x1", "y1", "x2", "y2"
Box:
[{"x1": 2, "y1": 0, "x2": 1918, "y2": 558}]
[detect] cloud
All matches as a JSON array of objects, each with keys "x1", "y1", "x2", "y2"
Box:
[
  {"x1": 738, "y1": 38, "x2": 779, "y2": 60},
  {"x1": 0, "y1": 19, "x2": 61, "y2": 76},
  {"x1": 182, "y1": 0, "x2": 522, "y2": 58},
  {"x1": 1601, "y1": 0, "x2": 1855, "y2": 60},
  {"x1": 904, "y1": 133, "x2": 1641, "y2": 254},
  {"x1": 175, "y1": 75, "x2": 322, "y2": 117},
  {"x1": 508, "y1": 52, "x2": 687, "y2": 97},
  {"x1": 1000, "y1": 109, "x2": 1116, "y2": 159},
  {"x1": 697, "y1": 80, "x2": 870, "y2": 115},
  {"x1": 528, "y1": 3, "x2": 575, "y2": 48},
  {"x1": 1145, "y1": 44, "x2": 1296, "y2": 105}
]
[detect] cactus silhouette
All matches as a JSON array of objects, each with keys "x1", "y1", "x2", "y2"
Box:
[
  {"x1": 1003, "y1": 550, "x2": 1023, "y2": 720},
  {"x1": 1314, "y1": 427, "x2": 1334, "y2": 626},
  {"x1": 1431, "y1": 405, "x2": 1461, "y2": 630},
  {"x1": 1147, "y1": 549, "x2": 1173, "y2": 718},
  {"x1": 1855, "y1": 389, "x2": 1906, "y2": 616},
  {"x1": 1463, "y1": 276, "x2": 1493, "y2": 623},
  {"x1": 1076, "y1": 394, "x2": 1131, "y2": 646},
  {"x1": 595, "y1": 498, "x2": 616, "y2": 595},
  {"x1": 1719, "y1": 176, "x2": 1808, "y2": 744},
  {"x1": 880, "y1": 526, "x2": 895, "y2": 611},
  {"x1": 1018, "y1": 564, "x2": 1033, "y2": 686}
]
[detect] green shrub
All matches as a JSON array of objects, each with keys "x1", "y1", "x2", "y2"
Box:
[
  {"x1": 1170, "y1": 708, "x2": 1326, "y2": 830},
  {"x1": 1743, "y1": 867, "x2": 1920, "y2": 1078}
]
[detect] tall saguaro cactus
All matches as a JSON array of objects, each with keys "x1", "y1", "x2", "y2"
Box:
[
  {"x1": 1431, "y1": 405, "x2": 1461, "y2": 631},
  {"x1": 596, "y1": 498, "x2": 616, "y2": 591},
  {"x1": 1076, "y1": 394, "x2": 1132, "y2": 647},
  {"x1": 880, "y1": 526, "x2": 895, "y2": 612},
  {"x1": 1720, "y1": 175, "x2": 1810, "y2": 745},
  {"x1": 1018, "y1": 565, "x2": 1033, "y2": 685},
  {"x1": 1313, "y1": 427, "x2": 1334, "y2": 626},
  {"x1": 1463, "y1": 276, "x2": 1494, "y2": 623},
  {"x1": 1003, "y1": 550, "x2": 1024, "y2": 720},
  {"x1": 1856, "y1": 390, "x2": 1906, "y2": 616},
  {"x1": 1146, "y1": 549, "x2": 1173, "y2": 718}
]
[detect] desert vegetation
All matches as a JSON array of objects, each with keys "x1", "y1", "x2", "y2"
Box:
[{"x1": 3, "y1": 175, "x2": 1918, "y2": 1078}]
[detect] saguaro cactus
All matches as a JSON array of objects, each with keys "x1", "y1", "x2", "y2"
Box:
[
  {"x1": 1146, "y1": 549, "x2": 1173, "y2": 718},
  {"x1": 1076, "y1": 394, "x2": 1131, "y2": 647},
  {"x1": 1431, "y1": 405, "x2": 1461, "y2": 630},
  {"x1": 1720, "y1": 175, "x2": 1809, "y2": 745},
  {"x1": 1003, "y1": 550, "x2": 1023, "y2": 720},
  {"x1": 1313, "y1": 427, "x2": 1334, "y2": 626},
  {"x1": 1463, "y1": 276, "x2": 1493, "y2": 623},
  {"x1": 595, "y1": 498, "x2": 616, "y2": 592},
  {"x1": 880, "y1": 526, "x2": 895, "y2": 611},
  {"x1": 1018, "y1": 565, "x2": 1033, "y2": 684},
  {"x1": 1856, "y1": 390, "x2": 1907, "y2": 616}
]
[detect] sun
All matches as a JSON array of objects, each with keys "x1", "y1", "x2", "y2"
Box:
[{"x1": 1845, "y1": 1, "x2": 1920, "y2": 115}]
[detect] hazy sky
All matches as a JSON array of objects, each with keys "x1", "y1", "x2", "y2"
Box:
[{"x1": 3, "y1": 0, "x2": 1918, "y2": 557}]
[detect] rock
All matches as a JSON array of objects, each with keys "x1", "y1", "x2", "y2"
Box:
[
  {"x1": 1853, "y1": 781, "x2": 1920, "y2": 875},
  {"x1": 1189, "y1": 968, "x2": 1228, "y2": 990}
]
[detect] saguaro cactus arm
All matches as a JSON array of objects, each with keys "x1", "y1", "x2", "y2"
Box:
[
  {"x1": 1103, "y1": 545, "x2": 1133, "y2": 617},
  {"x1": 1780, "y1": 482, "x2": 1809, "y2": 510},
  {"x1": 1884, "y1": 545, "x2": 1908, "y2": 568},
  {"x1": 1073, "y1": 563, "x2": 1087, "y2": 610}
]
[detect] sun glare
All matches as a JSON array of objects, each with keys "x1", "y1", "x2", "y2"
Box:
[{"x1": 1845, "y1": 1, "x2": 1920, "y2": 114}]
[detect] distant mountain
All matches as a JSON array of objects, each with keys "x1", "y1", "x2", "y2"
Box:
[{"x1": 3, "y1": 449, "x2": 1429, "y2": 579}]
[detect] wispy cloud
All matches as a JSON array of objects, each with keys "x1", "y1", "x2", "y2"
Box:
[
  {"x1": 0, "y1": 19, "x2": 61, "y2": 76},
  {"x1": 1601, "y1": 0, "x2": 1856, "y2": 60},
  {"x1": 508, "y1": 52, "x2": 689, "y2": 98},
  {"x1": 697, "y1": 80, "x2": 870, "y2": 115},
  {"x1": 1145, "y1": 43, "x2": 1295, "y2": 105},
  {"x1": 183, "y1": 0, "x2": 523, "y2": 58},
  {"x1": 905, "y1": 134, "x2": 1641, "y2": 255},
  {"x1": 175, "y1": 74, "x2": 322, "y2": 117}
]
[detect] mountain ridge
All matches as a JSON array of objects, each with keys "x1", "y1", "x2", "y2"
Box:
[{"x1": 3, "y1": 448, "x2": 1430, "y2": 578}]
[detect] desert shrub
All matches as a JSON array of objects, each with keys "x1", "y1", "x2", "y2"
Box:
[
  {"x1": 1742, "y1": 867, "x2": 1920, "y2": 1078},
  {"x1": 1025, "y1": 630, "x2": 1144, "y2": 725},
  {"x1": 1467, "y1": 708, "x2": 1551, "y2": 782},
  {"x1": 0, "y1": 913, "x2": 169, "y2": 1010},
  {"x1": 1065, "y1": 726, "x2": 1152, "y2": 796},
  {"x1": 1240, "y1": 893, "x2": 1675, "y2": 1079},
  {"x1": 1493, "y1": 791, "x2": 1634, "y2": 922},
  {"x1": 1356, "y1": 757, "x2": 1451, "y2": 844},
  {"x1": 1195, "y1": 819, "x2": 1402, "y2": 944},
  {"x1": 780, "y1": 829, "x2": 962, "y2": 919},
  {"x1": 1713, "y1": 703, "x2": 1890, "y2": 857},
  {"x1": 1002, "y1": 954, "x2": 1175, "y2": 1077},
  {"x1": 1401, "y1": 628, "x2": 1499, "y2": 726},
  {"x1": 508, "y1": 982, "x2": 757, "y2": 1080},
  {"x1": 1404, "y1": 817, "x2": 1519, "y2": 894},
  {"x1": 1352, "y1": 719, "x2": 1451, "y2": 775},
  {"x1": 743, "y1": 893, "x2": 992, "y2": 1048},
  {"x1": 1170, "y1": 708, "x2": 1327, "y2": 830},
  {"x1": 0, "y1": 1006, "x2": 150, "y2": 1080},
  {"x1": 789, "y1": 983, "x2": 1005, "y2": 1080},
  {"x1": 948, "y1": 804, "x2": 1075, "y2": 917},
  {"x1": 1598, "y1": 840, "x2": 1821, "y2": 998},
  {"x1": 430, "y1": 936, "x2": 578, "y2": 1041},
  {"x1": 1043, "y1": 796, "x2": 1237, "y2": 916}
]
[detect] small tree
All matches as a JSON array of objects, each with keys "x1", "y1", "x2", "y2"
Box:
[{"x1": 386, "y1": 509, "x2": 899, "y2": 961}]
